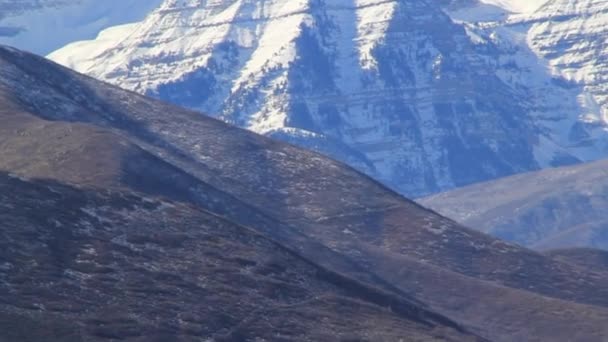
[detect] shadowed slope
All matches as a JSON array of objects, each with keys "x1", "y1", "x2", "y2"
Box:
[
  {"x1": 2, "y1": 45, "x2": 608, "y2": 340},
  {"x1": 545, "y1": 248, "x2": 608, "y2": 274},
  {"x1": 0, "y1": 172, "x2": 478, "y2": 341}
]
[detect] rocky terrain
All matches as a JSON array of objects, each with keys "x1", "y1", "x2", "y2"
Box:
[
  {"x1": 47, "y1": 0, "x2": 608, "y2": 198},
  {"x1": 420, "y1": 158, "x2": 608, "y2": 250},
  {"x1": 523, "y1": 0, "x2": 608, "y2": 124},
  {"x1": 446, "y1": 0, "x2": 608, "y2": 163},
  {"x1": 4, "y1": 45, "x2": 608, "y2": 341}
]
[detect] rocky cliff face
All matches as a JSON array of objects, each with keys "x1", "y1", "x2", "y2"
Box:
[
  {"x1": 450, "y1": 0, "x2": 608, "y2": 164},
  {"x1": 47, "y1": 0, "x2": 608, "y2": 197},
  {"x1": 50, "y1": 0, "x2": 581, "y2": 197},
  {"x1": 525, "y1": 0, "x2": 608, "y2": 129},
  {"x1": 416, "y1": 0, "x2": 608, "y2": 249}
]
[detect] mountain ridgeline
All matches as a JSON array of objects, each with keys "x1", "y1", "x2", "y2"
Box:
[
  {"x1": 421, "y1": 158, "x2": 608, "y2": 251},
  {"x1": 48, "y1": 0, "x2": 608, "y2": 198},
  {"x1": 0, "y1": 0, "x2": 163, "y2": 55},
  {"x1": 3, "y1": 45, "x2": 608, "y2": 341}
]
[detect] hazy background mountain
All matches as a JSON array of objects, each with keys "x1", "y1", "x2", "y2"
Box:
[
  {"x1": 420, "y1": 158, "x2": 608, "y2": 250},
  {"x1": 0, "y1": 0, "x2": 162, "y2": 54}
]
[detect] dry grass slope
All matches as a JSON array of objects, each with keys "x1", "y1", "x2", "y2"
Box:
[{"x1": 1, "y1": 45, "x2": 608, "y2": 341}]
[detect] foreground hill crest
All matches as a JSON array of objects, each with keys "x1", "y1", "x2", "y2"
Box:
[{"x1": 3, "y1": 44, "x2": 608, "y2": 341}]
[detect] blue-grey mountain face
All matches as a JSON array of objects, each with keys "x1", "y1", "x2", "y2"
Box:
[
  {"x1": 0, "y1": 0, "x2": 162, "y2": 54},
  {"x1": 49, "y1": 0, "x2": 608, "y2": 197},
  {"x1": 420, "y1": 158, "x2": 608, "y2": 251}
]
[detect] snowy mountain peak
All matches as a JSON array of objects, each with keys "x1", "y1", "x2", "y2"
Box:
[
  {"x1": 479, "y1": 0, "x2": 549, "y2": 14},
  {"x1": 49, "y1": 0, "x2": 608, "y2": 196}
]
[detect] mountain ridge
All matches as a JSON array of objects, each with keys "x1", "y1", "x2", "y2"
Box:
[
  {"x1": 0, "y1": 0, "x2": 162, "y2": 55},
  {"x1": 4, "y1": 44, "x2": 608, "y2": 340},
  {"x1": 420, "y1": 158, "x2": 608, "y2": 250},
  {"x1": 50, "y1": 0, "x2": 595, "y2": 197}
]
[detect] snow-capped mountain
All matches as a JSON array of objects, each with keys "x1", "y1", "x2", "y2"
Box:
[
  {"x1": 0, "y1": 0, "x2": 162, "y2": 54},
  {"x1": 49, "y1": 0, "x2": 608, "y2": 196},
  {"x1": 525, "y1": 0, "x2": 608, "y2": 127},
  {"x1": 446, "y1": 0, "x2": 608, "y2": 166},
  {"x1": 479, "y1": 0, "x2": 547, "y2": 13}
]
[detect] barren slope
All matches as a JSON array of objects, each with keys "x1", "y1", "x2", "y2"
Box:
[
  {"x1": 545, "y1": 248, "x2": 608, "y2": 273},
  {"x1": 0, "y1": 172, "x2": 478, "y2": 341},
  {"x1": 420, "y1": 159, "x2": 608, "y2": 250},
  {"x1": 3, "y1": 45, "x2": 608, "y2": 340}
]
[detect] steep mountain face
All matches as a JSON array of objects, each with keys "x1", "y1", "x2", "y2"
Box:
[
  {"x1": 420, "y1": 158, "x2": 608, "y2": 250},
  {"x1": 419, "y1": 0, "x2": 608, "y2": 250},
  {"x1": 447, "y1": 0, "x2": 608, "y2": 164},
  {"x1": 6, "y1": 45, "x2": 608, "y2": 341},
  {"x1": 0, "y1": 0, "x2": 162, "y2": 54},
  {"x1": 50, "y1": 0, "x2": 600, "y2": 197},
  {"x1": 525, "y1": 0, "x2": 608, "y2": 127}
]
